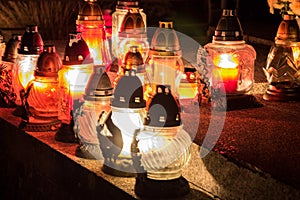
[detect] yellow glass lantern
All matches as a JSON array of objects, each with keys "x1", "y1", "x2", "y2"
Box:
[
  {"x1": 55, "y1": 32, "x2": 94, "y2": 143},
  {"x1": 111, "y1": 0, "x2": 146, "y2": 58},
  {"x1": 263, "y1": 13, "x2": 300, "y2": 101},
  {"x1": 76, "y1": 0, "x2": 111, "y2": 67},
  {"x1": 12, "y1": 25, "x2": 44, "y2": 111}
]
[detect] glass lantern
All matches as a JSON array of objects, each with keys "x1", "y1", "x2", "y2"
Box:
[
  {"x1": 19, "y1": 45, "x2": 62, "y2": 131},
  {"x1": 76, "y1": 0, "x2": 112, "y2": 67},
  {"x1": 111, "y1": 0, "x2": 146, "y2": 58},
  {"x1": 56, "y1": 32, "x2": 94, "y2": 143},
  {"x1": 12, "y1": 25, "x2": 44, "y2": 110},
  {"x1": 204, "y1": 1, "x2": 256, "y2": 96},
  {"x1": 132, "y1": 85, "x2": 191, "y2": 198},
  {"x1": 0, "y1": 32, "x2": 6, "y2": 61},
  {"x1": 97, "y1": 69, "x2": 146, "y2": 176},
  {"x1": 116, "y1": 8, "x2": 149, "y2": 67},
  {"x1": 263, "y1": 13, "x2": 300, "y2": 101},
  {"x1": 0, "y1": 34, "x2": 21, "y2": 107},
  {"x1": 146, "y1": 21, "x2": 184, "y2": 99},
  {"x1": 75, "y1": 66, "x2": 113, "y2": 159}
]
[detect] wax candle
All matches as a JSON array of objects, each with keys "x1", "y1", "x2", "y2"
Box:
[{"x1": 213, "y1": 53, "x2": 239, "y2": 94}]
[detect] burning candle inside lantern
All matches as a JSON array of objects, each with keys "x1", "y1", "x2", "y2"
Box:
[{"x1": 213, "y1": 53, "x2": 239, "y2": 94}]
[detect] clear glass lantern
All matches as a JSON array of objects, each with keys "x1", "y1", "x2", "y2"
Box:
[
  {"x1": 75, "y1": 66, "x2": 113, "y2": 159},
  {"x1": 132, "y1": 85, "x2": 191, "y2": 198},
  {"x1": 56, "y1": 32, "x2": 94, "y2": 143},
  {"x1": 111, "y1": 0, "x2": 146, "y2": 58},
  {"x1": 146, "y1": 21, "x2": 184, "y2": 99},
  {"x1": 263, "y1": 14, "x2": 300, "y2": 101},
  {"x1": 116, "y1": 8, "x2": 149, "y2": 67},
  {"x1": 12, "y1": 25, "x2": 44, "y2": 108},
  {"x1": 0, "y1": 34, "x2": 21, "y2": 107},
  {"x1": 76, "y1": 0, "x2": 112, "y2": 67},
  {"x1": 97, "y1": 69, "x2": 146, "y2": 176},
  {"x1": 204, "y1": 1, "x2": 256, "y2": 96}
]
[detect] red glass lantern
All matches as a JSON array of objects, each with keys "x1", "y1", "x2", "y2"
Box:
[
  {"x1": 76, "y1": 0, "x2": 111, "y2": 67},
  {"x1": 55, "y1": 32, "x2": 94, "y2": 143}
]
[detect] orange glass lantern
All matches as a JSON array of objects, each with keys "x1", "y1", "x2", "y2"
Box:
[
  {"x1": 111, "y1": 0, "x2": 146, "y2": 58},
  {"x1": 204, "y1": 0, "x2": 256, "y2": 96},
  {"x1": 12, "y1": 25, "x2": 44, "y2": 109},
  {"x1": 0, "y1": 34, "x2": 21, "y2": 107},
  {"x1": 76, "y1": 0, "x2": 111, "y2": 67},
  {"x1": 55, "y1": 32, "x2": 94, "y2": 143},
  {"x1": 116, "y1": 8, "x2": 149, "y2": 67},
  {"x1": 19, "y1": 45, "x2": 62, "y2": 131}
]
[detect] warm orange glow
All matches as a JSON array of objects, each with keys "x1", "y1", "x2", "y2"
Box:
[
  {"x1": 117, "y1": 39, "x2": 147, "y2": 66},
  {"x1": 17, "y1": 56, "x2": 37, "y2": 89},
  {"x1": 213, "y1": 53, "x2": 239, "y2": 94},
  {"x1": 291, "y1": 45, "x2": 300, "y2": 66},
  {"x1": 178, "y1": 73, "x2": 198, "y2": 99}
]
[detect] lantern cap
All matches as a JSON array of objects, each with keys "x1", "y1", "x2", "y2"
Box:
[
  {"x1": 2, "y1": 34, "x2": 22, "y2": 63},
  {"x1": 150, "y1": 21, "x2": 181, "y2": 54},
  {"x1": 76, "y1": 0, "x2": 104, "y2": 24},
  {"x1": 116, "y1": 0, "x2": 139, "y2": 9},
  {"x1": 119, "y1": 8, "x2": 146, "y2": 36},
  {"x1": 213, "y1": 0, "x2": 243, "y2": 41},
  {"x1": 18, "y1": 25, "x2": 44, "y2": 55},
  {"x1": 63, "y1": 32, "x2": 93, "y2": 65},
  {"x1": 123, "y1": 46, "x2": 144, "y2": 69},
  {"x1": 35, "y1": 45, "x2": 62, "y2": 77},
  {"x1": 112, "y1": 69, "x2": 146, "y2": 108},
  {"x1": 85, "y1": 66, "x2": 113, "y2": 101},
  {"x1": 145, "y1": 85, "x2": 181, "y2": 127},
  {"x1": 275, "y1": 14, "x2": 300, "y2": 43}
]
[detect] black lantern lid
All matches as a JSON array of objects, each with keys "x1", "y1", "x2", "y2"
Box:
[
  {"x1": 85, "y1": 66, "x2": 113, "y2": 101},
  {"x1": 35, "y1": 45, "x2": 62, "y2": 77},
  {"x1": 145, "y1": 85, "x2": 181, "y2": 127},
  {"x1": 2, "y1": 34, "x2": 22, "y2": 63},
  {"x1": 77, "y1": 0, "x2": 104, "y2": 24},
  {"x1": 275, "y1": 14, "x2": 300, "y2": 43},
  {"x1": 213, "y1": 0, "x2": 243, "y2": 41},
  {"x1": 112, "y1": 69, "x2": 146, "y2": 108},
  {"x1": 116, "y1": 0, "x2": 139, "y2": 9},
  {"x1": 18, "y1": 25, "x2": 44, "y2": 55},
  {"x1": 63, "y1": 32, "x2": 93, "y2": 65}
]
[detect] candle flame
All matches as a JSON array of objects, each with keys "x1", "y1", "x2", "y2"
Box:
[{"x1": 214, "y1": 53, "x2": 239, "y2": 69}]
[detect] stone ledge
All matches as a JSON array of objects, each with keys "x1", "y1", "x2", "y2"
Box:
[{"x1": 0, "y1": 108, "x2": 299, "y2": 200}]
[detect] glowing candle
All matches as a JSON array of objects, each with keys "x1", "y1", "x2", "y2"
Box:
[{"x1": 213, "y1": 53, "x2": 239, "y2": 94}]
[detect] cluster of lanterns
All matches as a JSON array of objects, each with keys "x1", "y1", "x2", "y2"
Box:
[{"x1": 0, "y1": 0, "x2": 299, "y2": 198}]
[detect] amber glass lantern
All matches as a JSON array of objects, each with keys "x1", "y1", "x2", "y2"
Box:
[
  {"x1": 97, "y1": 69, "x2": 146, "y2": 176},
  {"x1": 75, "y1": 66, "x2": 113, "y2": 159},
  {"x1": 19, "y1": 45, "x2": 62, "y2": 131},
  {"x1": 55, "y1": 32, "x2": 94, "y2": 143},
  {"x1": 132, "y1": 85, "x2": 191, "y2": 198},
  {"x1": 12, "y1": 25, "x2": 44, "y2": 110},
  {"x1": 111, "y1": 0, "x2": 146, "y2": 58},
  {"x1": 76, "y1": 0, "x2": 111, "y2": 67},
  {"x1": 116, "y1": 8, "x2": 149, "y2": 67},
  {"x1": 204, "y1": 0, "x2": 257, "y2": 110},
  {"x1": 263, "y1": 13, "x2": 300, "y2": 101},
  {"x1": 146, "y1": 21, "x2": 184, "y2": 99},
  {"x1": 0, "y1": 34, "x2": 21, "y2": 107}
]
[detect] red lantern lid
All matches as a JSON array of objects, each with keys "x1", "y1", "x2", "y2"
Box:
[{"x1": 18, "y1": 25, "x2": 44, "y2": 55}]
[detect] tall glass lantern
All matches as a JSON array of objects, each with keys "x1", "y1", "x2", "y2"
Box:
[
  {"x1": 76, "y1": 0, "x2": 111, "y2": 68},
  {"x1": 0, "y1": 34, "x2": 21, "y2": 107},
  {"x1": 263, "y1": 13, "x2": 300, "y2": 101},
  {"x1": 204, "y1": 0, "x2": 257, "y2": 110},
  {"x1": 111, "y1": 0, "x2": 146, "y2": 58},
  {"x1": 56, "y1": 32, "x2": 94, "y2": 143},
  {"x1": 12, "y1": 25, "x2": 44, "y2": 113}
]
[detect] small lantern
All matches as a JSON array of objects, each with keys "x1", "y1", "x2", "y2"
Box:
[
  {"x1": 115, "y1": 8, "x2": 149, "y2": 67},
  {"x1": 132, "y1": 85, "x2": 191, "y2": 198},
  {"x1": 204, "y1": 0, "x2": 257, "y2": 110},
  {"x1": 97, "y1": 69, "x2": 146, "y2": 176},
  {"x1": 111, "y1": 0, "x2": 146, "y2": 58},
  {"x1": 12, "y1": 25, "x2": 44, "y2": 110},
  {"x1": 55, "y1": 32, "x2": 94, "y2": 143},
  {"x1": 75, "y1": 66, "x2": 113, "y2": 159},
  {"x1": 0, "y1": 34, "x2": 21, "y2": 107},
  {"x1": 0, "y1": 32, "x2": 6, "y2": 61},
  {"x1": 263, "y1": 13, "x2": 300, "y2": 101},
  {"x1": 76, "y1": 0, "x2": 111, "y2": 67},
  {"x1": 19, "y1": 45, "x2": 62, "y2": 131},
  {"x1": 146, "y1": 21, "x2": 184, "y2": 99}
]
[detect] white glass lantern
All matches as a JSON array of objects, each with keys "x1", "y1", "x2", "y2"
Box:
[{"x1": 55, "y1": 32, "x2": 94, "y2": 143}]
